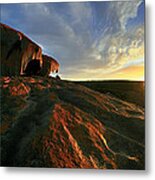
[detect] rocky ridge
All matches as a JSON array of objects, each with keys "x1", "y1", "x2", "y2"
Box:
[{"x1": 0, "y1": 76, "x2": 145, "y2": 169}]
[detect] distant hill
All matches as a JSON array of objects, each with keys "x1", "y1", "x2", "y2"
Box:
[
  {"x1": 74, "y1": 80, "x2": 145, "y2": 107},
  {"x1": 1, "y1": 77, "x2": 145, "y2": 169}
]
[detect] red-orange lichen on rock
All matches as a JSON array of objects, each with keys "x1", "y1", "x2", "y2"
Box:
[{"x1": 9, "y1": 83, "x2": 30, "y2": 96}]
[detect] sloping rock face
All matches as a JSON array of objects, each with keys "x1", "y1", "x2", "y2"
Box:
[
  {"x1": 77, "y1": 81, "x2": 145, "y2": 107},
  {"x1": 40, "y1": 55, "x2": 59, "y2": 76},
  {"x1": 0, "y1": 77, "x2": 145, "y2": 169},
  {"x1": 0, "y1": 23, "x2": 43, "y2": 76}
]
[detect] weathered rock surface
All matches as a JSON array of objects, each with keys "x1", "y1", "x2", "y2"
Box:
[
  {"x1": 0, "y1": 23, "x2": 43, "y2": 76},
  {"x1": 40, "y1": 55, "x2": 59, "y2": 77},
  {"x1": 0, "y1": 77, "x2": 145, "y2": 169},
  {"x1": 0, "y1": 23, "x2": 59, "y2": 77}
]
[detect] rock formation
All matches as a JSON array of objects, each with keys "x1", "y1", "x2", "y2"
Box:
[
  {"x1": 0, "y1": 23, "x2": 43, "y2": 76},
  {"x1": 40, "y1": 55, "x2": 59, "y2": 77},
  {"x1": 0, "y1": 77, "x2": 145, "y2": 169},
  {"x1": 0, "y1": 23, "x2": 144, "y2": 169},
  {"x1": 0, "y1": 23, "x2": 59, "y2": 77}
]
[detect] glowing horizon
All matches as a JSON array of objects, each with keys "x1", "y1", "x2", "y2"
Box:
[{"x1": 61, "y1": 65, "x2": 144, "y2": 81}]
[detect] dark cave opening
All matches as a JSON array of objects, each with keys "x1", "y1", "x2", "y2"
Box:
[{"x1": 24, "y1": 59, "x2": 41, "y2": 76}]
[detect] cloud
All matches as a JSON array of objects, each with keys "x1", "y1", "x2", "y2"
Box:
[
  {"x1": 109, "y1": 0, "x2": 142, "y2": 31},
  {"x1": 1, "y1": 1, "x2": 144, "y2": 80}
]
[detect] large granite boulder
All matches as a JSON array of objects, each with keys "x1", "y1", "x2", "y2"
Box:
[
  {"x1": 40, "y1": 54, "x2": 59, "y2": 77},
  {"x1": 0, "y1": 23, "x2": 43, "y2": 76}
]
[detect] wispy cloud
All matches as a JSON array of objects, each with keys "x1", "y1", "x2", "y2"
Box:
[{"x1": 1, "y1": 1, "x2": 144, "y2": 80}]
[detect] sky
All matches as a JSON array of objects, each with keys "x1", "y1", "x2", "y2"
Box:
[{"x1": 1, "y1": 0, "x2": 145, "y2": 81}]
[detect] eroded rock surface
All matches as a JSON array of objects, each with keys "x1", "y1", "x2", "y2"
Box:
[
  {"x1": 1, "y1": 23, "x2": 43, "y2": 76},
  {"x1": 0, "y1": 77, "x2": 145, "y2": 169},
  {"x1": 0, "y1": 23, "x2": 59, "y2": 77},
  {"x1": 40, "y1": 55, "x2": 59, "y2": 77}
]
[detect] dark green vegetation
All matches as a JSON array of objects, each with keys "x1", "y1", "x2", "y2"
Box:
[
  {"x1": 0, "y1": 77, "x2": 145, "y2": 169},
  {"x1": 74, "y1": 80, "x2": 144, "y2": 107}
]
